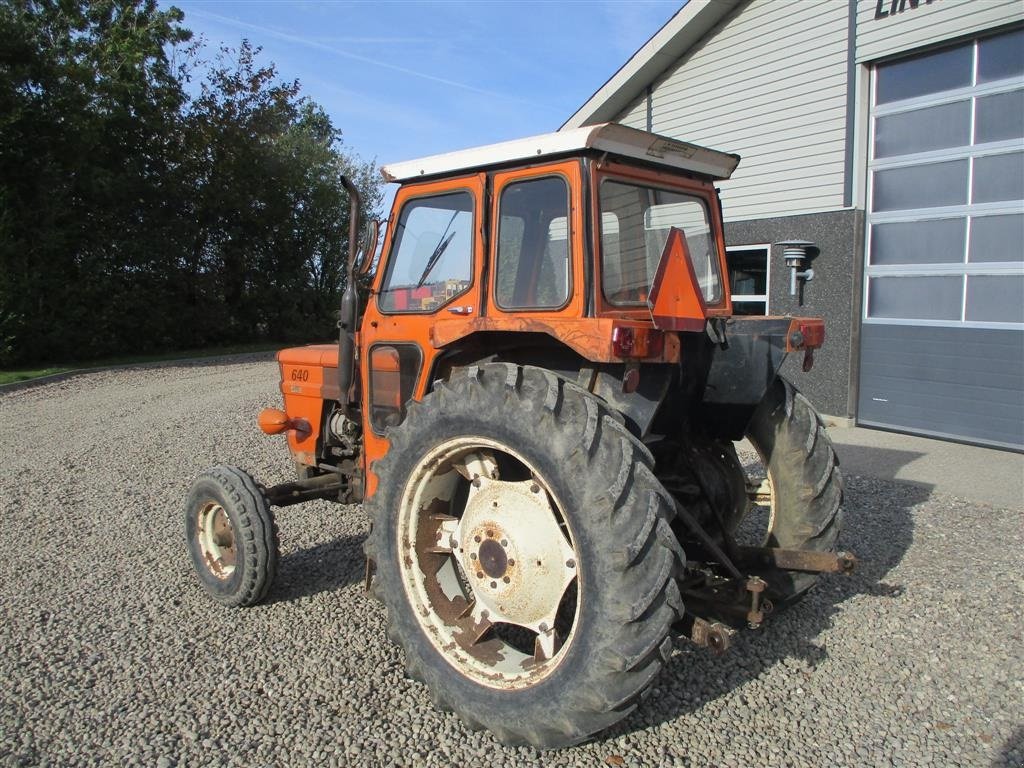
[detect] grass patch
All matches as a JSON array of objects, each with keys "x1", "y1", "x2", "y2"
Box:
[
  {"x1": 0, "y1": 342, "x2": 285, "y2": 386},
  {"x1": 0, "y1": 367, "x2": 73, "y2": 385}
]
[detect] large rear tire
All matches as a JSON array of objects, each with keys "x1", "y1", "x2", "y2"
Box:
[
  {"x1": 743, "y1": 376, "x2": 844, "y2": 603},
  {"x1": 364, "y1": 364, "x2": 685, "y2": 749}
]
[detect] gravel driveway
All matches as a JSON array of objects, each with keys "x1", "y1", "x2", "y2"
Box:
[{"x1": 1, "y1": 358, "x2": 1021, "y2": 767}]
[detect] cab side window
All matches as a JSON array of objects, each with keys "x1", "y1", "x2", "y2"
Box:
[
  {"x1": 379, "y1": 191, "x2": 474, "y2": 313},
  {"x1": 495, "y1": 176, "x2": 570, "y2": 310}
]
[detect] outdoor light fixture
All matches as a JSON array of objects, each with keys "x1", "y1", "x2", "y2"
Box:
[{"x1": 776, "y1": 240, "x2": 817, "y2": 296}]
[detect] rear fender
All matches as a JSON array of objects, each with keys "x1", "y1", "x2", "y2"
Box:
[
  {"x1": 429, "y1": 337, "x2": 675, "y2": 438},
  {"x1": 695, "y1": 316, "x2": 824, "y2": 439}
]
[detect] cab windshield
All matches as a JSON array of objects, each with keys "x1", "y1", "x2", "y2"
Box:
[{"x1": 599, "y1": 179, "x2": 722, "y2": 306}]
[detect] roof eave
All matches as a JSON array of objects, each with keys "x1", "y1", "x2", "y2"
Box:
[{"x1": 560, "y1": 0, "x2": 743, "y2": 130}]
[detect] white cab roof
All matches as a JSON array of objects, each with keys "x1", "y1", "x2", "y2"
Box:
[{"x1": 381, "y1": 123, "x2": 740, "y2": 184}]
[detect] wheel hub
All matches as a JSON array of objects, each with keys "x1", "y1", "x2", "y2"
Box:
[
  {"x1": 477, "y1": 538, "x2": 508, "y2": 579},
  {"x1": 196, "y1": 501, "x2": 236, "y2": 580}
]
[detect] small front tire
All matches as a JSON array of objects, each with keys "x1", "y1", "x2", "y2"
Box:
[{"x1": 185, "y1": 466, "x2": 279, "y2": 607}]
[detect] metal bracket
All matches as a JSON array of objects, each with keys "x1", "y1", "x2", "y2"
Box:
[
  {"x1": 264, "y1": 472, "x2": 345, "y2": 507},
  {"x1": 738, "y1": 546, "x2": 857, "y2": 575},
  {"x1": 687, "y1": 616, "x2": 734, "y2": 655}
]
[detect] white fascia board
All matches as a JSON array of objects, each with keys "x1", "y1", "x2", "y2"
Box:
[
  {"x1": 560, "y1": 0, "x2": 743, "y2": 130},
  {"x1": 381, "y1": 126, "x2": 596, "y2": 183},
  {"x1": 589, "y1": 123, "x2": 740, "y2": 179},
  {"x1": 380, "y1": 123, "x2": 740, "y2": 183}
]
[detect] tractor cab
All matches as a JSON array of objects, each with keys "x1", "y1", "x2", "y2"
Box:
[{"x1": 270, "y1": 123, "x2": 823, "y2": 501}]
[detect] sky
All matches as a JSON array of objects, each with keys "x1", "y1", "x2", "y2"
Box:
[{"x1": 162, "y1": 1, "x2": 681, "y2": 171}]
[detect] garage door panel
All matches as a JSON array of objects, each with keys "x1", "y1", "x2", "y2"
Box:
[
  {"x1": 859, "y1": 324, "x2": 1024, "y2": 448},
  {"x1": 860, "y1": 365, "x2": 1024, "y2": 399}
]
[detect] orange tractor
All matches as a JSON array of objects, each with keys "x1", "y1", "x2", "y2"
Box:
[{"x1": 185, "y1": 124, "x2": 849, "y2": 748}]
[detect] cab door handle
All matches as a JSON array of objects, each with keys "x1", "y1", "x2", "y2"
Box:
[{"x1": 447, "y1": 305, "x2": 473, "y2": 315}]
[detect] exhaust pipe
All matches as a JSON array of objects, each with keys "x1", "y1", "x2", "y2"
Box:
[{"x1": 337, "y1": 175, "x2": 361, "y2": 410}]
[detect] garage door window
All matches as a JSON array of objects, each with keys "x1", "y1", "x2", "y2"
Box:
[{"x1": 866, "y1": 29, "x2": 1024, "y2": 327}]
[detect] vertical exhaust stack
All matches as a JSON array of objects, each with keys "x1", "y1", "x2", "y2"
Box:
[{"x1": 337, "y1": 175, "x2": 362, "y2": 410}]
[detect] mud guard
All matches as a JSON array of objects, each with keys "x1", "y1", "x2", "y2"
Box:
[{"x1": 696, "y1": 317, "x2": 795, "y2": 440}]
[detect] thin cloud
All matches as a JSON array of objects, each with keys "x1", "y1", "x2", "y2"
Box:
[
  {"x1": 188, "y1": 8, "x2": 548, "y2": 107},
  {"x1": 305, "y1": 35, "x2": 435, "y2": 45}
]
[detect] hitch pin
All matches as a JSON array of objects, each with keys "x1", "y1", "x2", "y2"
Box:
[{"x1": 746, "y1": 576, "x2": 767, "y2": 629}]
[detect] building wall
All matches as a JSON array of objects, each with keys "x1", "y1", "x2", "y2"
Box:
[
  {"x1": 856, "y1": 0, "x2": 1024, "y2": 62},
  {"x1": 617, "y1": 0, "x2": 851, "y2": 222},
  {"x1": 725, "y1": 210, "x2": 863, "y2": 419},
  {"x1": 606, "y1": 0, "x2": 1023, "y2": 433}
]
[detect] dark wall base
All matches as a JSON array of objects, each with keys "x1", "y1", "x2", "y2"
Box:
[{"x1": 724, "y1": 208, "x2": 863, "y2": 418}]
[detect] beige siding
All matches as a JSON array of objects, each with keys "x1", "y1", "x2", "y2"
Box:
[
  {"x1": 618, "y1": 92, "x2": 647, "y2": 130},
  {"x1": 857, "y1": 0, "x2": 1023, "y2": 62},
  {"x1": 621, "y1": 0, "x2": 850, "y2": 222}
]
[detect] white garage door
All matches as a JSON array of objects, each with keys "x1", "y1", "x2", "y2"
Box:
[{"x1": 859, "y1": 28, "x2": 1024, "y2": 449}]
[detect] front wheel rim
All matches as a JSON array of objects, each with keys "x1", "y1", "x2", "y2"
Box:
[
  {"x1": 196, "y1": 501, "x2": 237, "y2": 579},
  {"x1": 397, "y1": 437, "x2": 581, "y2": 690}
]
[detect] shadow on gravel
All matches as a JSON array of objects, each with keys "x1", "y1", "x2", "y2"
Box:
[
  {"x1": 831, "y1": 444, "x2": 927, "y2": 485},
  {"x1": 995, "y1": 726, "x2": 1024, "y2": 768},
  {"x1": 268, "y1": 535, "x2": 366, "y2": 604},
  {"x1": 606, "y1": 473, "x2": 928, "y2": 740}
]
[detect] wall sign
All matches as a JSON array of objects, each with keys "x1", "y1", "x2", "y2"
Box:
[{"x1": 875, "y1": 0, "x2": 936, "y2": 20}]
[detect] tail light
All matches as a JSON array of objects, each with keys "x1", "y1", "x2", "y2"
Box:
[{"x1": 612, "y1": 326, "x2": 665, "y2": 359}]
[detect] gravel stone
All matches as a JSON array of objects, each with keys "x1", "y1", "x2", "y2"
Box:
[{"x1": 0, "y1": 358, "x2": 1022, "y2": 767}]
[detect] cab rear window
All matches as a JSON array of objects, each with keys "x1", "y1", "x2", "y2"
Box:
[{"x1": 599, "y1": 180, "x2": 721, "y2": 306}]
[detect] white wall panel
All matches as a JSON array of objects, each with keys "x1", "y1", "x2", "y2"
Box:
[
  {"x1": 617, "y1": 93, "x2": 647, "y2": 130},
  {"x1": 616, "y1": 0, "x2": 850, "y2": 222}
]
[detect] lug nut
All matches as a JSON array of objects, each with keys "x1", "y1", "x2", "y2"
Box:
[
  {"x1": 502, "y1": 576, "x2": 510, "y2": 583},
  {"x1": 508, "y1": 559, "x2": 515, "y2": 566},
  {"x1": 566, "y1": 559, "x2": 575, "y2": 568},
  {"x1": 500, "y1": 539, "x2": 508, "y2": 547},
  {"x1": 476, "y1": 571, "x2": 484, "y2": 579},
  {"x1": 490, "y1": 581, "x2": 497, "y2": 589},
  {"x1": 470, "y1": 552, "x2": 477, "y2": 560}
]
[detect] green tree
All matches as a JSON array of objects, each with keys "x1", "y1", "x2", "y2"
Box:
[
  {"x1": 0, "y1": 0, "x2": 193, "y2": 362},
  {"x1": 180, "y1": 40, "x2": 381, "y2": 346},
  {"x1": 0, "y1": 1, "x2": 381, "y2": 365}
]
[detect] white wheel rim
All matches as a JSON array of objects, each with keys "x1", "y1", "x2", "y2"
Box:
[
  {"x1": 196, "y1": 501, "x2": 237, "y2": 579},
  {"x1": 396, "y1": 436, "x2": 581, "y2": 689}
]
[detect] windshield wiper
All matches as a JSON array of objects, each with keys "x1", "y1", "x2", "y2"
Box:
[
  {"x1": 415, "y1": 210, "x2": 459, "y2": 288},
  {"x1": 416, "y1": 231, "x2": 456, "y2": 288}
]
